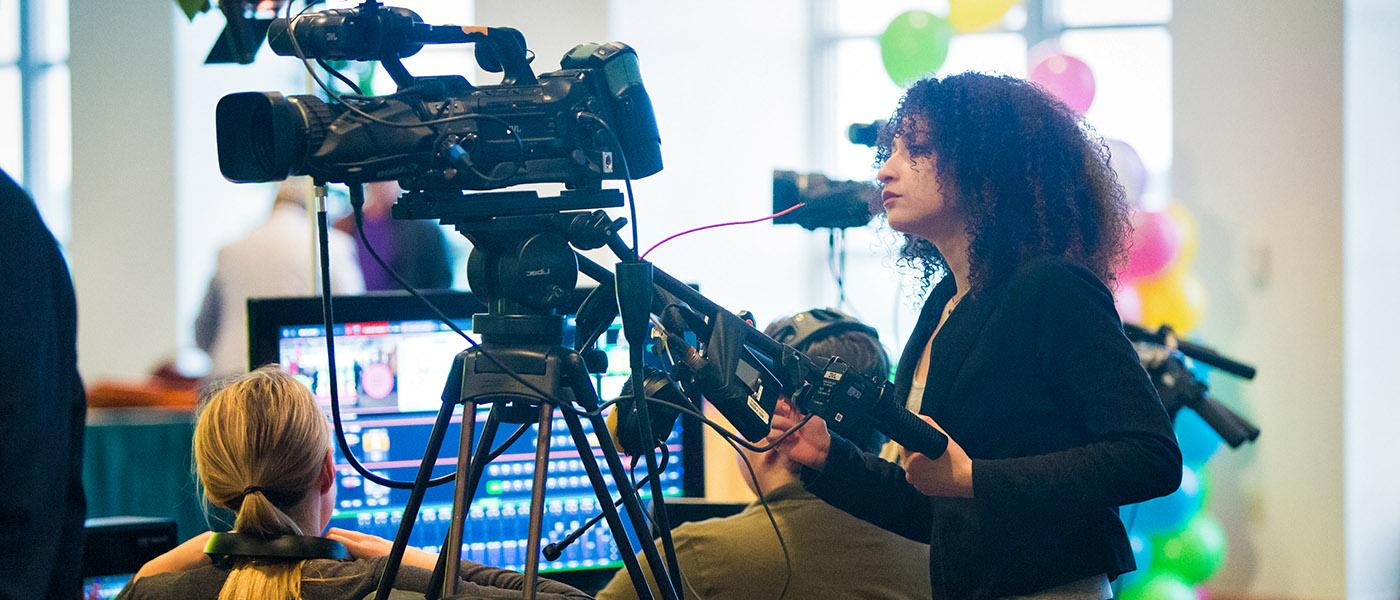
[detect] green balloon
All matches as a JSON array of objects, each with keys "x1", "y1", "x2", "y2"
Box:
[
  {"x1": 880, "y1": 10, "x2": 955, "y2": 87},
  {"x1": 1151, "y1": 513, "x2": 1228, "y2": 584},
  {"x1": 1120, "y1": 571, "x2": 1196, "y2": 600}
]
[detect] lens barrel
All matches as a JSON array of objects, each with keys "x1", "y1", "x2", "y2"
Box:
[{"x1": 216, "y1": 92, "x2": 326, "y2": 183}]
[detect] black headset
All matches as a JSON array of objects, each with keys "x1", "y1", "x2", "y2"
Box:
[
  {"x1": 767, "y1": 308, "x2": 879, "y2": 351},
  {"x1": 205, "y1": 532, "x2": 349, "y2": 567}
]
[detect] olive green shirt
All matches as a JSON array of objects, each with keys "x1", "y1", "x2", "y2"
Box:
[{"x1": 596, "y1": 482, "x2": 932, "y2": 600}]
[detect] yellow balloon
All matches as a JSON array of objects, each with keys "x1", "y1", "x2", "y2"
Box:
[
  {"x1": 949, "y1": 0, "x2": 1021, "y2": 33},
  {"x1": 1137, "y1": 270, "x2": 1207, "y2": 334}
]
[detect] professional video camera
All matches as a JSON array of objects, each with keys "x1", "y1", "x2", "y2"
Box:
[
  {"x1": 1127, "y1": 324, "x2": 1260, "y2": 448},
  {"x1": 214, "y1": 2, "x2": 661, "y2": 192},
  {"x1": 770, "y1": 120, "x2": 889, "y2": 230},
  {"x1": 772, "y1": 170, "x2": 876, "y2": 230}
]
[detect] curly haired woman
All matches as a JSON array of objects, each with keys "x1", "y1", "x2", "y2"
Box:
[{"x1": 769, "y1": 73, "x2": 1183, "y2": 599}]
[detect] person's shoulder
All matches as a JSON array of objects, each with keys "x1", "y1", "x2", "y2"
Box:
[
  {"x1": 117, "y1": 566, "x2": 226, "y2": 599},
  {"x1": 302, "y1": 557, "x2": 437, "y2": 597},
  {"x1": 1000, "y1": 255, "x2": 1112, "y2": 299}
]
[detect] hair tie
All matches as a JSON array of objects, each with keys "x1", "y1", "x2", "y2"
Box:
[{"x1": 242, "y1": 485, "x2": 267, "y2": 498}]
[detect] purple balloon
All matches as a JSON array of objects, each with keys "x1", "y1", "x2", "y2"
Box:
[
  {"x1": 1029, "y1": 50, "x2": 1096, "y2": 113},
  {"x1": 1108, "y1": 139, "x2": 1148, "y2": 209}
]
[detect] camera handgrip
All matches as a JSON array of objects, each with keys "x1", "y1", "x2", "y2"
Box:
[
  {"x1": 1188, "y1": 396, "x2": 1260, "y2": 448},
  {"x1": 872, "y1": 396, "x2": 949, "y2": 459}
]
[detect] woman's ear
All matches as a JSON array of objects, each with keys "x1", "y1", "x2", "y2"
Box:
[{"x1": 319, "y1": 449, "x2": 335, "y2": 494}]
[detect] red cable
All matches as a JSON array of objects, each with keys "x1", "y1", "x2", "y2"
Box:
[{"x1": 640, "y1": 203, "x2": 807, "y2": 260}]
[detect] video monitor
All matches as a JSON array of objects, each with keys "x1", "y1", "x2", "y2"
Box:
[{"x1": 247, "y1": 291, "x2": 704, "y2": 576}]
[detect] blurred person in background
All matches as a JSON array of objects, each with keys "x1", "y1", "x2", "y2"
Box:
[
  {"x1": 195, "y1": 177, "x2": 365, "y2": 377},
  {"x1": 334, "y1": 180, "x2": 453, "y2": 292}
]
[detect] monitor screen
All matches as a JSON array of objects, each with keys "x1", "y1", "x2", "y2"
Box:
[
  {"x1": 82, "y1": 517, "x2": 179, "y2": 600},
  {"x1": 82, "y1": 574, "x2": 134, "y2": 600},
  {"x1": 248, "y1": 291, "x2": 703, "y2": 575}
]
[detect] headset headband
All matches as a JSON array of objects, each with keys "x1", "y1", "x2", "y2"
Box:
[{"x1": 771, "y1": 308, "x2": 879, "y2": 351}]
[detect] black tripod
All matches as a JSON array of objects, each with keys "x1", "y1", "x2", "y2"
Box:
[{"x1": 370, "y1": 190, "x2": 681, "y2": 600}]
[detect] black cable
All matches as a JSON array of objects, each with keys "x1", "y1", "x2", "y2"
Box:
[
  {"x1": 317, "y1": 191, "x2": 451, "y2": 490},
  {"x1": 720, "y1": 428, "x2": 793, "y2": 600},
  {"x1": 623, "y1": 446, "x2": 708, "y2": 600},
  {"x1": 484, "y1": 422, "x2": 531, "y2": 463},
  {"x1": 316, "y1": 58, "x2": 363, "y2": 95},
  {"x1": 345, "y1": 188, "x2": 602, "y2": 422},
  {"x1": 576, "y1": 112, "x2": 639, "y2": 257}
]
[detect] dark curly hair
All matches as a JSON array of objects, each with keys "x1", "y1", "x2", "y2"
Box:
[{"x1": 874, "y1": 72, "x2": 1131, "y2": 293}]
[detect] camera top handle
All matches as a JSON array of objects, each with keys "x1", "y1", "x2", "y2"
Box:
[{"x1": 268, "y1": 1, "x2": 535, "y2": 89}]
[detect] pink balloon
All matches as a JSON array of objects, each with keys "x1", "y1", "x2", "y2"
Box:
[
  {"x1": 1121, "y1": 210, "x2": 1183, "y2": 282},
  {"x1": 1196, "y1": 586, "x2": 1212, "y2": 600},
  {"x1": 1107, "y1": 139, "x2": 1148, "y2": 209},
  {"x1": 1114, "y1": 284, "x2": 1142, "y2": 324},
  {"x1": 1029, "y1": 50, "x2": 1096, "y2": 113}
]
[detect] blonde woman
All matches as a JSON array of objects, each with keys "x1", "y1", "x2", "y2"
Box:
[{"x1": 119, "y1": 365, "x2": 590, "y2": 599}]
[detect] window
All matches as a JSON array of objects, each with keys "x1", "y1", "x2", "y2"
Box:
[
  {"x1": 2, "y1": 0, "x2": 71, "y2": 242},
  {"x1": 811, "y1": 0, "x2": 1171, "y2": 343}
]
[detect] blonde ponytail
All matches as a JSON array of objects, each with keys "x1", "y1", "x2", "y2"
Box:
[{"x1": 195, "y1": 365, "x2": 331, "y2": 600}]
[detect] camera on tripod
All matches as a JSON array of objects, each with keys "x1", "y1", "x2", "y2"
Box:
[
  {"x1": 770, "y1": 120, "x2": 887, "y2": 230},
  {"x1": 214, "y1": 2, "x2": 662, "y2": 193}
]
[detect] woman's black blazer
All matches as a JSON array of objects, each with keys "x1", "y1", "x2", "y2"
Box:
[{"x1": 803, "y1": 256, "x2": 1182, "y2": 599}]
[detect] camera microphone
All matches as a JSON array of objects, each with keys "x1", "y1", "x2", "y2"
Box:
[
  {"x1": 267, "y1": 6, "x2": 426, "y2": 61},
  {"x1": 542, "y1": 467, "x2": 666, "y2": 561}
]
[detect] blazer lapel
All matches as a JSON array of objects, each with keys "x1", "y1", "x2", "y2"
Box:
[
  {"x1": 922, "y1": 283, "x2": 1002, "y2": 419},
  {"x1": 895, "y1": 278, "x2": 956, "y2": 415}
]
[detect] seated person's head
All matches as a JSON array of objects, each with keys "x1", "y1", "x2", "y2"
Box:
[
  {"x1": 733, "y1": 309, "x2": 890, "y2": 495},
  {"x1": 196, "y1": 366, "x2": 336, "y2": 590}
]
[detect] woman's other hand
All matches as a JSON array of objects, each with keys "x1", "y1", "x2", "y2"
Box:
[
  {"x1": 766, "y1": 399, "x2": 831, "y2": 471},
  {"x1": 903, "y1": 415, "x2": 974, "y2": 498},
  {"x1": 327, "y1": 527, "x2": 439, "y2": 571}
]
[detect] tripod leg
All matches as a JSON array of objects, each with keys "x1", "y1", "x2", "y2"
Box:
[
  {"x1": 557, "y1": 404, "x2": 658, "y2": 600},
  {"x1": 371, "y1": 389, "x2": 460, "y2": 600},
  {"x1": 563, "y1": 356, "x2": 679, "y2": 600},
  {"x1": 426, "y1": 402, "x2": 501, "y2": 600},
  {"x1": 523, "y1": 402, "x2": 554, "y2": 599},
  {"x1": 439, "y1": 403, "x2": 502, "y2": 597}
]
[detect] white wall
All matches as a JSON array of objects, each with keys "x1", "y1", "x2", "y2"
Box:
[
  {"x1": 69, "y1": 0, "x2": 179, "y2": 380},
  {"x1": 172, "y1": 8, "x2": 306, "y2": 368},
  {"x1": 1173, "y1": 0, "x2": 1346, "y2": 597},
  {"x1": 1343, "y1": 1, "x2": 1400, "y2": 599},
  {"x1": 70, "y1": 0, "x2": 320, "y2": 380}
]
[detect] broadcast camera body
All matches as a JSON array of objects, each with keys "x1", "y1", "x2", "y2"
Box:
[
  {"x1": 216, "y1": 3, "x2": 661, "y2": 192},
  {"x1": 770, "y1": 121, "x2": 885, "y2": 230}
]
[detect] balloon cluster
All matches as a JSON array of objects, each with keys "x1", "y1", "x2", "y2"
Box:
[
  {"x1": 880, "y1": 3, "x2": 1099, "y2": 118},
  {"x1": 1110, "y1": 145, "x2": 1226, "y2": 600},
  {"x1": 1112, "y1": 153, "x2": 1205, "y2": 336},
  {"x1": 880, "y1": 1, "x2": 1024, "y2": 87}
]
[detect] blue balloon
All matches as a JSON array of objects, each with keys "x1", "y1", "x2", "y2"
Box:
[
  {"x1": 1128, "y1": 465, "x2": 1203, "y2": 535},
  {"x1": 1118, "y1": 531, "x2": 1154, "y2": 587},
  {"x1": 1174, "y1": 408, "x2": 1223, "y2": 467}
]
